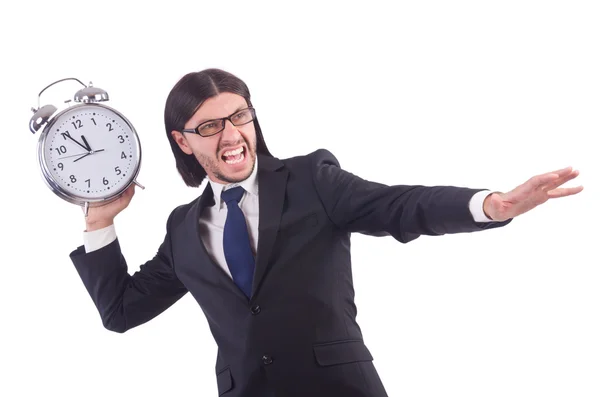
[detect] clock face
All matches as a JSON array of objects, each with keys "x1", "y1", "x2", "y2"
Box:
[{"x1": 40, "y1": 103, "x2": 140, "y2": 201}]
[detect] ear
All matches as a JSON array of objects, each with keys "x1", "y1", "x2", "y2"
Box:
[{"x1": 171, "y1": 130, "x2": 193, "y2": 155}]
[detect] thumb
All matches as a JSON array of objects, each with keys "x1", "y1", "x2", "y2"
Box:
[{"x1": 118, "y1": 184, "x2": 136, "y2": 205}]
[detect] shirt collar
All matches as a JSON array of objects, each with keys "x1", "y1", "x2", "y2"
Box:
[{"x1": 208, "y1": 156, "x2": 259, "y2": 211}]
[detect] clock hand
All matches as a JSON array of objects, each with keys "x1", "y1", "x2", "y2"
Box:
[
  {"x1": 72, "y1": 149, "x2": 105, "y2": 162},
  {"x1": 57, "y1": 152, "x2": 88, "y2": 160},
  {"x1": 81, "y1": 135, "x2": 92, "y2": 151},
  {"x1": 63, "y1": 133, "x2": 89, "y2": 152},
  {"x1": 73, "y1": 153, "x2": 91, "y2": 162}
]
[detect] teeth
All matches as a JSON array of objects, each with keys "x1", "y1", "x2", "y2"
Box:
[
  {"x1": 225, "y1": 151, "x2": 245, "y2": 164},
  {"x1": 223, "y1": 147, "x2": 243, "y2": 157}
]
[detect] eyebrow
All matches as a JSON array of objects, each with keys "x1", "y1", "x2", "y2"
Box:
[{"x1": 196, "y1": 105, "x2": 247, "y2": 125}]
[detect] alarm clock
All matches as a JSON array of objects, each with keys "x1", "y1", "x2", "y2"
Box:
[{"x1": 29, "y1": 77, "x2": 144, "y2": 216}]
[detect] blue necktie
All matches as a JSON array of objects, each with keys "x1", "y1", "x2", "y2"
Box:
[{"x1": 221, "y1": 186, "x2": 255, "y2": 298}]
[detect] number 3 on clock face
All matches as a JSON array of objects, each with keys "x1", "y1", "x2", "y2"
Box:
[{"x1": 39, "y1": 103, "x2": 141, "y2": 203}]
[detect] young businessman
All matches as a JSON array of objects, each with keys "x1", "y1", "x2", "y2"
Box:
[{"x1": 70, "y1": 68, "x2": 583, "y2": 397}]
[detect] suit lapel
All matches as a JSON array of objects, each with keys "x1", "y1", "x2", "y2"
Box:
[{"x1": 252, "y1": 154, "x2": 288, "y2": 298}]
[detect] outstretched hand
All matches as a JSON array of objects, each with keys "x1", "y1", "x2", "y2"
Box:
[{"x1": 483, "y1": 167, "x2": 583, "y2": 222}]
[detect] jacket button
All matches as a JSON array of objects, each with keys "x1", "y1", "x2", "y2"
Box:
[
  {"x1": 262, "y1": 355, "x2": 273, "y2": 365},
  {"x1": 251, "y1": 305, "x2": 261, "y2": 315}
]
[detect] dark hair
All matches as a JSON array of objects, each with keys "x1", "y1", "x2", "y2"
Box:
[{"x1": 164, "y1": 68, "x2": 273, "y2": 187}]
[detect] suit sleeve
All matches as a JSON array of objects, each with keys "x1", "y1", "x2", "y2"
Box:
[
  {"x1": 69, "y1": 209, "x2": 188, "y2": 333},
  {"x1": 311, "y1": 149, "x2": 511, "y2": 243}
]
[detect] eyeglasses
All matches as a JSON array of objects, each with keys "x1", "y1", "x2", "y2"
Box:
[{"x1": 181, "y1": 107, "x2": 256, "y2": 137}]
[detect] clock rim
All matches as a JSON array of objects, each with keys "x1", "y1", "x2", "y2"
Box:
[{"x1": 37, "y1": 102, "x2": 142, "y2": 207}]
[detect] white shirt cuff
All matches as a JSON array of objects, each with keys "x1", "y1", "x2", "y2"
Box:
[
  {"x1": 469, "y1": 190, "x2": 496, "y2": 222},
  {"x1": 84, "y1": 224, "x2": 117, "y2": 253}
]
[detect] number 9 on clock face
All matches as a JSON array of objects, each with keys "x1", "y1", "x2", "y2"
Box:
[{"x1": 38, "y1": 103, "x2": 141, "y2": 205}]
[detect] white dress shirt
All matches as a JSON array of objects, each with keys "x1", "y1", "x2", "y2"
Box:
[
  {"x1": 83, "y1": 158, "x2": 495, "y2": 278},
  {"x1": 195, "y1": 160, "x2": 260, "y2": 278}
]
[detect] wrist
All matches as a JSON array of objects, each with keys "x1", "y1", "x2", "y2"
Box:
[
  {"x1": 483, "y1": 192, "x2": 501, "y2": 221},
  {"x1": 85, "y1": 219, "x2": 114, "y2": 232}
]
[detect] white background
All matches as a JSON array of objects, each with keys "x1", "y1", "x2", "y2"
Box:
[{"x1": 2, "y1": 1, "x2": 598, "y2": 396}]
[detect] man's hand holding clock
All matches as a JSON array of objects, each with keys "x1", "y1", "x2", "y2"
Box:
[{"x1": 84, "y1": 183, "x2": 136, "y2": 232}]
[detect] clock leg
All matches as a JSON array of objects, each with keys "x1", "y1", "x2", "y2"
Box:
[{"x1": 133, "y1": 180, "x2": 145, "y2": 190}]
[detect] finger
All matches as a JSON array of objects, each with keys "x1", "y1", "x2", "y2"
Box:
[
  {"x1": 530, "y1": 172, "x2": 560, "y2": 188},
  {"x1": 547, "y1": 185, "x2": 584, "y2": 199},
  {"x1": 113, "y1": 184, "x2": 134, "y2": 203},
  {"x1": 123, "y1": 184, "x2": 136, "y2": 200},
  {"x1": 548, "y1": 166, "x2": 573, "y2": 176},
  {"x1": 543, "y1": 169, "x2": 580, "y2": 191},
  {"x1": 530, "y1": 166, "x2": 575, "y2": 187}
]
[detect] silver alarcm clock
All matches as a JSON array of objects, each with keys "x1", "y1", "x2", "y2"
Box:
[{"x1": 29, "y1": 78, "x2": 144, "y2": 216}]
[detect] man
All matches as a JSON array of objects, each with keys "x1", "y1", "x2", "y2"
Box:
[{"x1": 70, "y1": 68, "x2": 583, "y2": 397}]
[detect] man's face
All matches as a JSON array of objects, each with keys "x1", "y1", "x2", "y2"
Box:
[{"x1": 172, "y1": 92, "x2": 257, "y2": 184}]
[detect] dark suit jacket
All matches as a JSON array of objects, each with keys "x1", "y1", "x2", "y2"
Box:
[{"x1": 70, "y1": 149, "x2": 510, "y2": 397}]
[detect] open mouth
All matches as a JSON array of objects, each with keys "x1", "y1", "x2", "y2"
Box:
[{"x1": 221, "y1": 146, "x2": 246, "y2": 165}]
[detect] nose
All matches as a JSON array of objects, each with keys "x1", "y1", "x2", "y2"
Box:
[{"x1": 220, "y1": 119, "x2": 242, "y2": 141}]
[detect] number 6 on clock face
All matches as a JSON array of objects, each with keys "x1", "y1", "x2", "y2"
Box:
[{"x1": 38, "y1": 103, "x2": 142, "y2": 205}]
